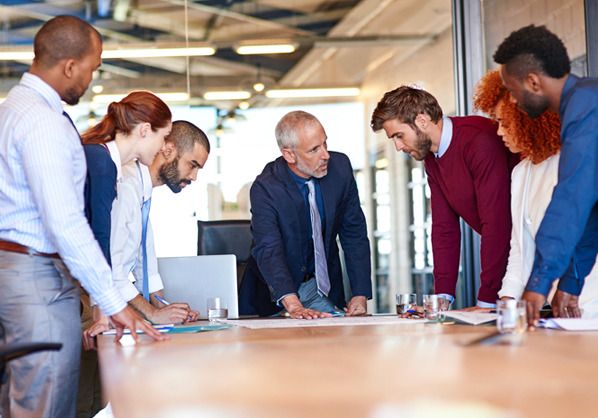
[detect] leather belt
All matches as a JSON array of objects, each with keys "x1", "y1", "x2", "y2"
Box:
[{"x1": 0, "y1": 240, "x2": 60, "y2": 259}]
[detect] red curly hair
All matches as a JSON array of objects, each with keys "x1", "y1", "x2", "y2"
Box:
[{"x1": 473, "y1": 70, "x2": 561, "y2": 164}]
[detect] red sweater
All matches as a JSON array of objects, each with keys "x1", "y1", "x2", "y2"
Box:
[{"x1": 425, "y1": 116, "x2": 518, "y2": 303}]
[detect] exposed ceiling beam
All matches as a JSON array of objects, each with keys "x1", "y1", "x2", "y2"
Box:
[{"x1": 163, "y1": 0, "x2": 314, "y2": 36}]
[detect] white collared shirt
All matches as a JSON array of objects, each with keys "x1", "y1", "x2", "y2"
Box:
[
  {"x1": 105, "y1": 140, "x2": 123, "y2": 183},
  {"x1": 110, "y1": 160, "x2": 164, "y2": 301},
  {"x1": 435, "y1": 116, "x2": 453, "y2": 158},
  {"x1": 0, "y1": 73, "x2": 125, "y2": 315}
]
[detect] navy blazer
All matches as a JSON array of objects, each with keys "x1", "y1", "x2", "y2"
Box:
[{"x1": 239, "y1": 151, "x2": 372, "y2": 316}]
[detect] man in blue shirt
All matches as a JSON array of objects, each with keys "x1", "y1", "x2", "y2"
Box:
[{"x1": 494, "y1": 25, "x2": 598, "y2": 325}]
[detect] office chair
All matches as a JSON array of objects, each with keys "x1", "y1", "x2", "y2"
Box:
[
  {"x1": 0, "y1": 342, "x2": 62, "y2": 381},
  {"x1": 197, "y1": 220, "x2": 252, "y2": 288}
]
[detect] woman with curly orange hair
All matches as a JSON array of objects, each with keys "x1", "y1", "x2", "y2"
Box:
[{"x1": 474, "y1": 70, "x2": 598, "y2": 317}]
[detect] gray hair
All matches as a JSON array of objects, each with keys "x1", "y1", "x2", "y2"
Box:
[{"x1": 275, "y1": 110, "x2": 321, "y2": 149}]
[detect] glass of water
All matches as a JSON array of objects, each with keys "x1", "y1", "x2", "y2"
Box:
[
  {"x1": 496, "y1": 299, "x2": 527, "y2": 334},
  {"x1": 207, "y1": 297, "x2": 228, "y2": 322},
  {"x1": 423, "y1": 294, "x2": 440, "y2": 320},
  {"x1": 396, "y1": 293, "x2": 417, "y2": 315}
]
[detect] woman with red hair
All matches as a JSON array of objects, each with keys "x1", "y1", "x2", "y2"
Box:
[
  {"x1": 82, "y1": 90, "x2": 171, "y2": 265},
  {"x1": 474, "y1": 70, "x2": 598, "y2": 317}
]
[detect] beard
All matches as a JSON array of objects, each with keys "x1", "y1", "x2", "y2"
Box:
[
  {"x1": 296, "y1": 158, "x2": 328, "y2": 179},
  {"x1": 63, "y1": 86, "x2": 81, "y2": 106},
  {"x1": 158, "y1": 157, "x2": 190, "y2": 193},
  {"x1": 520, "y1": 90, "x2": 550, "y2": 118},
  {"x1": 411, "y1": 127, "x2": 433, "y2": 161}
]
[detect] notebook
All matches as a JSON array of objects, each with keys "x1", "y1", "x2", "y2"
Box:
[{"x1": 158, "y1": 255, "x2": 239, "y2": 319}]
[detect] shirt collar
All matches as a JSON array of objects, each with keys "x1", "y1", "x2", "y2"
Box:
[
  {"x1": 138, "y1": 162, "x2": 153, "y2": 202},
  {"x1": 20, "y1": 72, "x2": 63, "y2": 114},
  {"x1": 559, "y1": 73, "x2": 579, "y2": 116},
  {"x1": 106, "y1": 141, "x2": 123, "y2": 183},
  {"x1": 286, "y1": 164, "x2": 312, "y2": 188},
  {"x1": 435, "y1": 116, "x2": 453, "y2": 158}
]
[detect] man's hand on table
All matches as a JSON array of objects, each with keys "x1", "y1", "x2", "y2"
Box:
[
  {"x1": 281, "y1": 294, "x2": 332, "y2": 319},
  {"x1": 551, "y1": 290, "x2": 581, "y2": 318},
  {"x1": 83, "y1": 306, "x2": 168, "y2": 350},
  {"x1": 345, "y1": 296, "x2": 367, "y2": 316},
  {"x1": 522, "y1": 290, "x2": 546, "y2": 328}
]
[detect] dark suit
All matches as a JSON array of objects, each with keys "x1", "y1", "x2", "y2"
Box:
[{"x1": 239, "y1": 151, "x2": 372, "y2": 316}]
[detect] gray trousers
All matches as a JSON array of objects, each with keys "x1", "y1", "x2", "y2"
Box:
[{"x1": 0, "y1": 251, "x2": 81, "y2": 418}]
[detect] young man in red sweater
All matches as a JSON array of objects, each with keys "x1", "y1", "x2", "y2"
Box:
[{"x1": 371, "y1": 86, "x2": 518, "y2": 309}]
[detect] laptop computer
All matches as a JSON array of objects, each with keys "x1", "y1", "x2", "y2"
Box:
[{"x1": 158, "y1": 254, "x2": 239, "y2": 319}]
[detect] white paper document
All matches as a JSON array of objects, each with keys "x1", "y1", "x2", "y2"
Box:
[
  {"x1": 442, "y1": 311, "x2": 497, "y2": 325},
  {"x1": 537, "y1": 318, "x2": 598, "y2": 331},
  {"x1": 219, "y1": 315, "x2": 427, "y2": 330},
  {"x1": 102, "y1": 324, "x2": 173, "y2": 335}
]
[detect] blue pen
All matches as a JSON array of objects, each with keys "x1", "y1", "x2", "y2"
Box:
[{"x1": 153, "y1": 294, "x2": 170, "y2": 306}]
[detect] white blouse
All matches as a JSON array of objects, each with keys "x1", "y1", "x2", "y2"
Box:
[{"x1": 499, "y1": 154, "x2": 598, "y2": 317}]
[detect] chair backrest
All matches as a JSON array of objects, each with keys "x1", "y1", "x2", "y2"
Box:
[
  {"x1": 197, "y1": 220, "x2": 252, "y2": 287},
  {"x1": 197, "y1": 220, "x2": 252, "y2": 260},
  {"x1": 158, "y1": 255, "x2": 239, "y2": 319},
  {"x1": 0, "y1": 342, "x2": 62, "y2": 381}
]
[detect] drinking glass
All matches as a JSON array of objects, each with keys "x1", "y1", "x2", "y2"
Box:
[
  {"x1": 496, "y1": 299, "x2": 527, "y2": 334},
  {"x1": 423, "y1": 294, "x2": 440, "y2": 320},
  {"x1": 396, "y1": 293, "x2": 417, "y2": 315},
  {"x1": 207, "y1": 297, "x2": 228, "y2": 322}
]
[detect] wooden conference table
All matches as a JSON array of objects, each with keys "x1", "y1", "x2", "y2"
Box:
[{"x1": 98, "y1": 318, "x2": 598, "y2": 418}]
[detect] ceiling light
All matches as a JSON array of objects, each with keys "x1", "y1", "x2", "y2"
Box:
[
  {"x1": 203, "y1": 91, "x2": 251, "y2": 101},
  {"x1": 252, "y1": 82, "x2": 265, "y2": 93},
  {"x1": 0, "y1": 50, "x2": 33, "y2": 60},
  {"x1": 102, "y1": 46, "x2": 215, "y2": 59},
  {"x1": 92, "y1": 92, "x2": 190, "y2": 104},
  {"x1": 238, "y1": 101, "x2": 250, "y2": 110},
  {"x1": 265, "y1": 87, "x2": 360, "y2": 99},
  {"x1": 92, "y1": 85, "x2": 104, "y2": 94},
  {"x1": 0, "y1": 45, "x2": 216, "y2": 61},
  {"x1": 235, "y1": 43, "x2": 297, "y2": 55}
]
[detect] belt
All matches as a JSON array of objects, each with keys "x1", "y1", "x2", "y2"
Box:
[{"x1": 0, "y1": 240, "x2": 60, "y2": 259}]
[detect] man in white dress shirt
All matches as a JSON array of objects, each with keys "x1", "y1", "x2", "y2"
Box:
[
  {"x1": 116, "y1": 121, "x2": 211, "y2": 320},
  {"x1": 82, "y1": 120, "x2": 211, "y2": 344},
  {"x1": 78, "y1": 121, "x2": 210, "y2": 417},
  {"x1": 0, "y1": 15, "x2": 163, "y2": 418}
]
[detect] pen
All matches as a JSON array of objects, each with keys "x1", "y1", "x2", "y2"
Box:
[{"x1": 153, "y1": 294, "x2": 170, "y2": 306}]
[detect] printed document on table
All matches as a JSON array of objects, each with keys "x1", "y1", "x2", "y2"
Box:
[
  {"x1": 102, "y1": 324, "x2": 173, "y2": 335},
  {"x1": 218, "y1": 315, "x2": 427, "y2": 330},
  {"x1": 537, "y1": 318, "x2": 598, "y2": 331},
  {"x1": 442, "y1": 311, "x2": 497, "y2": 325}
]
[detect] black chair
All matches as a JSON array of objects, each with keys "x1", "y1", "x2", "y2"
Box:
[
  {"x1": 197, "y1": 220, "x2": 252, "y2": 288},
  {"x1": 0, "y1": 342, "x2": 62, "y2": 381}
]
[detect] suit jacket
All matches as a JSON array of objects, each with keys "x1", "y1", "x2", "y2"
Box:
[{"x1": 239, "y1": 151, "x2": 371, "y2": 316}]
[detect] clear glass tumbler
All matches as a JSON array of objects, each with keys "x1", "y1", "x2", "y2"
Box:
[
  {"x1": 207, "y1": 297, "x2": 228, "y2": 322},
  {"x1": 396, "y1": 293, "x2": 417, "y2": 315},
  {"x1": 423, "y1": 294, "x2": 440, "y2": 320},
  {"x1": 496, "y1": 299, "x2": 527, "y2": 334}
]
